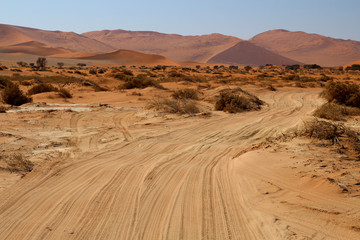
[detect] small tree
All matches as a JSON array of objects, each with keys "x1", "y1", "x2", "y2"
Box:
[
  {"x1": 57, "y1": 62, "x2": 64, "y2": 69},
  {"x1": 36, "y1": 57, "x2": 47, "y2": 70}
]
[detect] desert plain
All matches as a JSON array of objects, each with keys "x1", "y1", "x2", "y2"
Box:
[{"x1": 0, "y1": 24, "x2": 359, "y2": 240}]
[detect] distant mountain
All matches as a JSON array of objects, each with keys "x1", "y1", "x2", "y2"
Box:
[
  {"x1": 0, "y1": 24, "x2": 114, "y2": 53},
  {"x1": 250, "y1": 29, "x2": 360, "y2": 66},
  {"x1": 207, "y1": 41, "x2": 301, "y2": 66},
  {"x1": 82, "y1": 30, "x2": 241, "y2": 63},
  {"x1": 77, "y1": 49, "x2": 175, "y2": 65}
]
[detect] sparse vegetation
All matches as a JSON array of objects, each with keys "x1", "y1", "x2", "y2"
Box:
[{"x1": 120, "y1": 76, "x2": 163, "y2": 89}]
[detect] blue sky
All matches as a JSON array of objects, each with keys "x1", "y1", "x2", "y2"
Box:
[{"x1": 1, "y1": 0, "x2": 359, "y2": 40}]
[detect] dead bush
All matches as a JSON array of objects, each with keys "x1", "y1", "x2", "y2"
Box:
[
  {"x1": 322, "y1": 81, "x2": 360, "y2": 107},
  {"x1": 0, "y1": 105, "x2": 7, "y2": 113},
  {"x1": 2, "y1": 154, "x2": 33, "y2": 173},
  {"x1": 171, "y1": 88, "x2": 199, "y2": 100},
  {"x1": 215, "y1": 88, "x2": 263, "y2": 113},
  {"x1": 28, "y1": 83, "x2": 58, "y2": 95},
  {"x1": 303, "y1": 119, "x2": 344, "y2": 141},
  {"x1": 0, "y1": 76, "x2": 14, "y2": 89},
  {"x1": 314, "y1": 103, "x2": 360, "y2": 121},
  {"x1": 1, "y1": 84, "x2": 32, "y2": 106},
  {"x1": 58, "y1": 88, "x2": 72, "y2": 98},
  {"x1": 148, "y1": 97, "x2": 200, "y2": 115}
]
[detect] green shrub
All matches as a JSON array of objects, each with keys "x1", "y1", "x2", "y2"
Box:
[{"x1": 1, "y1": 84, "x2": 32, "y2": 106}]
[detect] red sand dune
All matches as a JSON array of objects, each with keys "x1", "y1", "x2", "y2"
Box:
[
  {"x1": 0, "y1": 24, "x2": 114, "y2": 53},
  {"x1": 0, "y1": 41, "x2": 72, "y2": 56},
  {"x1": 250, "y1": 29, "x2": 360, "y2": 66},
  {"x1": 77, "y1": 49, "x2": 176, "y2": 65},
  {"x1": 82, "y1": 30, "x2": 241, "y2": 63},
  {"x1": 207, "y1": 41, "x2": 301, "y2": 66}
]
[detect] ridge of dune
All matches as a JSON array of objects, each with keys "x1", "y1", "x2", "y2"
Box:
[
  {"x1": 77, "y1": 49, "x2": 176, "y2": 65},
  {"x1": 82, "y1": 29, "x2": 242, "y2": 63},
  {"x1": 344, "y1": 60, "x2": 360, "y2": 68},
  {"x1": 207, "y1": 41, "x2": 302, "y2": 66},
  {"x1": 0, "y1": 24, "x2": 115, "y2": 53},
  {"x1": 250, "y1": 29, "x2": 360, "y2": 66},
  {"x1": 0, "y1": 40, "x2": 72, "y2": 56}
]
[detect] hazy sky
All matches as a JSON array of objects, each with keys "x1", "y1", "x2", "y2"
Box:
[{"x1": 1, "y1": 0, "x2": 360, "y2": 40}]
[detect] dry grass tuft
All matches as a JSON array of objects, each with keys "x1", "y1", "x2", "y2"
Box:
[
  {"x1": 0, "y1": 154, "x2": 34, "y2": 173},
  {"x1": 171, "y1": 88, "x2": 199, "y2": 100},
  {"x1": 215, "y1": 88, "x2": 263, "y2": 113},
  {"x1": 148, "y1": 97, "x2": 200, "y2": 115}
]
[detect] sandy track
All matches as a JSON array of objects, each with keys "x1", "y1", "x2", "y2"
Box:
[{"x1": 0, "y1": 88, "x2": 358, "y2": 239}]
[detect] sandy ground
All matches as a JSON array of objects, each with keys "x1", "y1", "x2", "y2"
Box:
[{"x1": 0, "y1": 87, "x2": 359, "y2": 239}]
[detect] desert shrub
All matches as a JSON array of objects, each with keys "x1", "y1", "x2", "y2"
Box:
[
  {"x1": 314, "y1": 103, "x2": 346, "y2": 121},
  {"x1": 89, "y1": 69, "x2": 97, "y2": 75},
  {"x1": 0, "y1": 105, "x2": 7, "y2": 113},
  {"x1": 120, "y1": 76, "x2": 163, "y2": 89},
  {"x1": 168, "y1": 71, "x2": 185, "y2": 78},
  {"x1": 314, "y1": 103, "x2": 360, "y2": 121},
  {"x1": 267, "y1": 85, "x2": 276, "y2": 91},
  {"x1": 0, "y1": 76, "x2": 14, "y2": 89},
  {"x1": 121, "y1": 69, "x2": 133, "y2": 76},
  {"x1": 304, "y1": 64, "x2": 322, "y2": 69},
  {"x1": 82, "y1": 80, "x2": 108, "y2": 91},
  {"x1": 112, "y1": 72, "x2": 131, "y2": 81},
  {"x1": 28, "y1": 83, "x2": 58, "y2": 95},
  {"x1": 1, "y1": 84, "x2": 32, "y2": 106},
  {"x1": 322, "y1": 81, "x2": 360, "y2": 107},
  {"x1": 2, "y1": 154, "x2": 33, "y2": 173},
  {"x1": 215, "y1": 88, "x2": 263, "y2": 113},
  {"x1": 148, "y1": 98, "x2": 199, "y2": 114},
  {"x1": 171, "y1": 88, "x2": 199, "y2": 100},
  {"x1": 58, "y1": 88, "x2": 72, "y2": 98},
  {"x1": 303, "y1": 119, "x2": 343, "y2": 141},
  {"x1": 346, "y1": 64, "x2": 360, "y2": 71}
]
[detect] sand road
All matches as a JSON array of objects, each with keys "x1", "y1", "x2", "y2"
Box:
[{"x1": 0, "y1": 88, "x2": 359, "y2": 239}]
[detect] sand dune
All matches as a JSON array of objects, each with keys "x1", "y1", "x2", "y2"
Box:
[
  {"x1": 77, "y1": 49, "x2": 176, "y2": 65},
  {"x1": 250, "y1": 29, "x2": 360, "y2": 66},
  {"x1": 0, "y1": 41, "x2": 72, "y2": 56},
  {"x1": 0, "y1": 24, "x2": 114, "y2": 53},
  {"x1": 207, "y1": 41, "x2": 301, "y2": 66},
  {"x1": 82, "y1": 30, "x2": 241, "y2": 63},
  {"x1": 344, "y1": 60, "x2": 360, "y2": 68}
]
